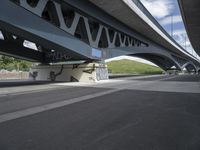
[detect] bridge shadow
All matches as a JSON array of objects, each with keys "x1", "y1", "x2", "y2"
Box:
[{"x1": 163, "y1": 74, "x2": 200, "y2": 82}]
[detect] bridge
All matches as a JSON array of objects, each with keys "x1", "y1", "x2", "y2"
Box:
[
  {"x1": 178, "y1": 0, "x2": 200, "y2": 74},
  {"x1": 0, "y1": 0, "x2": 200, "y2": 82},
  {"x1": 1, "y1": 1, "x2": 200, "y2": 149}
]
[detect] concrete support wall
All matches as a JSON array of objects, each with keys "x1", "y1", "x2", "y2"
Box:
[{"x1": 29, "y1": 63, "x2": 108, "y2": 82}]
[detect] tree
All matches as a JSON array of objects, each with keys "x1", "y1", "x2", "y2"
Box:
[
  {"x1": 0, "y1": 55, "x2": 32, "y2": 71},
  {"x1": 0, "y1": 55, "x2": 14, "y2": 69}
]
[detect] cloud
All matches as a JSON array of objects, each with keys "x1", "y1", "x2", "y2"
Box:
[
  {"x1": 173, "y1": 29, "x2": 186, "y2": 35},
  {"x1": 160, "y1": 15, "x2": 182, "y2": 26},
  {"x1": 172, "y1": 29, "x2": 192, "y2": 50},
  {"x1": 140, "y1": 0, "x2": 175, "y2": 19}
]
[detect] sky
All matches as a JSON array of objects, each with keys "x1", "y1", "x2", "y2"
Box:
[{"x1": 140, "y1": 0, "x2": 200, "y2": 59}]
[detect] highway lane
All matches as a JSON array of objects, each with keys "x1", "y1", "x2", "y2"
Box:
[{"x1": 0, "y1": 74, "x2": 200, "y2": 150}]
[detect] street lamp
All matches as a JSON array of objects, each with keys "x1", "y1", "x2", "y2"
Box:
[
  {"x1": 184, "y1": 35, "x2": 187, "y2": 50},
  {"x1": 170, "y1": 14, "x2": 174, "y2": 38}
]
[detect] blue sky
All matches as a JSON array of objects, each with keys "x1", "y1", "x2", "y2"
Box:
[{"x1": 140, "y1": 0, "x2": 200, "y2": 59}]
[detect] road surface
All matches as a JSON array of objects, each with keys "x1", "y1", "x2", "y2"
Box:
[{"x1": 0, "y1": 74, "x2": 200, "y2": 150}]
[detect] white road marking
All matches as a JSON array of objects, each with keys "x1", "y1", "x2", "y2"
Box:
[{"x1": 0, "y1": 88, "x2": 121, "y2": 123}]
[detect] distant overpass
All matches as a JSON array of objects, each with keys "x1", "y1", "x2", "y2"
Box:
[{"x1": 0, "y1": 0, "x2": 200, "y2": 79}]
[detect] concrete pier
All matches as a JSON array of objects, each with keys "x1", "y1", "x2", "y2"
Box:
[{"x1": 29, "y1": 62, "x2": 109, "y2": 82}]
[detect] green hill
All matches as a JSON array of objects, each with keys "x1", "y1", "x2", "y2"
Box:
[{"x1": 106, "y1": 59, "x2": 163, "y2": 75}]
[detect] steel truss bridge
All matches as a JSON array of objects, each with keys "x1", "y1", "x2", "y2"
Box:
[{"x1": 0, "y1": 0, "x2": 200, "y2": 73}]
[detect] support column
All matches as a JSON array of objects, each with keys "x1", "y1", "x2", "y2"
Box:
[{"x1": 29, "y1": 62, "x2": 109, "y2": 82}]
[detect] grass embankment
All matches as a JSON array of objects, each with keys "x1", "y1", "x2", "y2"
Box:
[{"x1": 107, "y1": 59, "x2": 163, "y2": 75}]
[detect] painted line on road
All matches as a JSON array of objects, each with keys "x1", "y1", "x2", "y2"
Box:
[{"x1": 0, "y1": 88, "x2": 122, "y2": 124}]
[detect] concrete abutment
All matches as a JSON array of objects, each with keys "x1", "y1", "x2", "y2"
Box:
[{"x1": 29, "y1": 62, "x2": 109, "y2": 82}]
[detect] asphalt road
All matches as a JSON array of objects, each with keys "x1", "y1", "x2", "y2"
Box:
[
  {"x1": 0, "y1": 74, "x2": 200, "y2": 150},
  {"x1": 164, "y1": 74, "x2": 200, "y2": 82}
]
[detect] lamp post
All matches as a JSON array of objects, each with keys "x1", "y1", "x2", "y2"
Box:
[
  {"x1": 184, "y1": 35, "x2": 187, "y2": 50},
  {"x1": 171, "y1": 14, "x2": 174, "y2": 38}
]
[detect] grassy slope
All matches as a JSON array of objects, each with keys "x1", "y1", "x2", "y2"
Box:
[{"x1": 107, "y1": 59, "x2": 163, "y2": 75}]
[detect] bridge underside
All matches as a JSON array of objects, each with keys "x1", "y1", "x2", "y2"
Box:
[
  {"x1": 185, "y1": 65, "x2": 197, "y2": 73},
  {"x1": 131, "y1": 54, "x2": 180, "y2": 71},
  {"x1": 0, "y1": 0, "x2": 199, "y2": 74},
  {"x1": 178, "y1": 0, "x2": 200, "y2": 56}
]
